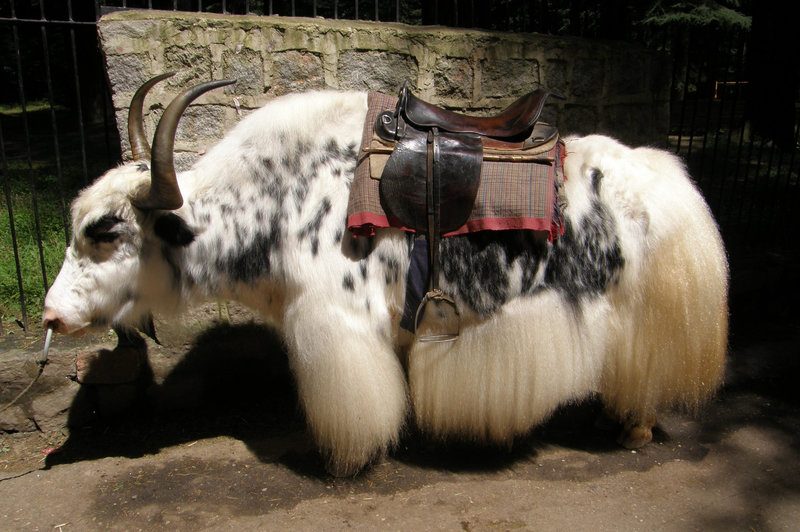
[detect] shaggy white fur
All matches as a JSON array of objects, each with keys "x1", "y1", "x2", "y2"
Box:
[
  {"x1": 409, "y1": 136, "x2": 727, "y2": 444},
  {"x1": 44, "y1": 88, "x2": 728, "y2": 475}
]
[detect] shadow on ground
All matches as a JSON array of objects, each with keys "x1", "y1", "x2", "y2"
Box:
[{"x1": 40, "y1": 242, "x2": 800, "y2": 504}]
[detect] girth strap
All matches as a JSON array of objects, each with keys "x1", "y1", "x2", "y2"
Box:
[{"x1": 427, "y1": 129, "x2": 438, "y2": 289}]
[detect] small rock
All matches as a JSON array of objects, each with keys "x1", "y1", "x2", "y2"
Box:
[
  {"x1": 30, "y1": 380, "x2": 82, "y2": 432},
  {"x1": 0, "y1": 405, "x2": 37, "y2": 433}
]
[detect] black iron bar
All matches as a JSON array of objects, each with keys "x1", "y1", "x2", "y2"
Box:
[
  {"x1": 674, "y1": 30, "x2": 692, "y2": 155},
  {"x1": 717, "y1": 33, "x2": 747, "y2": 219},
  {"x1": 0, "y1": 17, "x2": 96, "y2": 25},
  {"x1": 762, "y1": 143, "x2": 788, "y2": 234},
  {"x1": 1, "y1": 122, "x2": 29, "y2": 332},
  {"x1": 67, "y1": 1, "x2": 89, "y2": 185},
  {"x1": 38, "y1": 2, "x2": 70, "y2": 245},
  {"x1": 10, "y1": 7, "x2": 48, "y2": 329},
  {"x1": 706, "y1": 39, "x2": 730, "y2": 206},
  {"x1": 739, "y1": 136, "x2": 764, "y2": 231},
  {"x1": 746, "y1": 137, "x2": 767, "y2": 237}
]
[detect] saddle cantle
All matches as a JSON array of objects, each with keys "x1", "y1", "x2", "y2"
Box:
[{"x1": 372, "y1": 82, "x2": 556, "y2": 340}]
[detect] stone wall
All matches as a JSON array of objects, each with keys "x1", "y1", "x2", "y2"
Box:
[{"x1": 98, "y1": 9, "x2": 670, "y2": 165}]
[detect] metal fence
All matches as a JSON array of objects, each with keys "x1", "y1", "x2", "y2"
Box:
[
  {"x1": 666, "y1": 26, "x2": 799, "y2": 254},
  {"x1": 1, "y1": 1, "x2": 798, "y2": 332}
]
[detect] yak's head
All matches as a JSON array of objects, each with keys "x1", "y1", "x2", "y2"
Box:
[{"x1": 42, "y1": 73, "x2": 233, "y2": 338}]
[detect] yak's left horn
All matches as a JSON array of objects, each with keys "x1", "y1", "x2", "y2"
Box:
[
  {"x1": 134, "y1": 78, "x2": 236, "y2": 211},
  {"x1": 128, "y1": 72, "x2": 176, "y2": 161}
]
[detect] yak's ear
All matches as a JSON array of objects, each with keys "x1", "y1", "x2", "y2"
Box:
[{"x1": 154, "y1": 212, "x2": 196, "y2": 247}]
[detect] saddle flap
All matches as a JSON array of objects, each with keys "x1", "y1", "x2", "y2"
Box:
[{"x1": 379, "y1": 127, "x2": 482, "y2": 234}]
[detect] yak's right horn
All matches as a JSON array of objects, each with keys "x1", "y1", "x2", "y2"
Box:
[{"x1": 127, "y1": 72, "x2": 176, "y2": 161}]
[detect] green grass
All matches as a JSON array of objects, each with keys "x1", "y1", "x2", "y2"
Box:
[
  {"x1": 1, "y1": 163, "x2": 74, "y2": 332},
  {"x1": 1, "y1": 102, "x2": 120, "y2": 334},
  {"x1": 0, "y1": 100, "x2": 66, "y2": 116}
]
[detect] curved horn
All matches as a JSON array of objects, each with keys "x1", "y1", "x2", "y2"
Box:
[
  {"x1": 134, "y1": 78, "x2": 236, "y2": 211},
  {"x1": 127, "y1": 72, "x2": 176, "y2": 161}
]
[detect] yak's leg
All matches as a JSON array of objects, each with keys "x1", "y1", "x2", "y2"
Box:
[
  {"x1": 283, "y1": 295, "x2": 408, "y2": 476},
  {"x1": 597, "y1": 407, "x2": 656, "y2": 449},
  {"x1": 617, "y1": 412, "x2": 657, "y2": 449},
  {"x1": 601, "y1": 229, "x2": 727, "y2": 451}
]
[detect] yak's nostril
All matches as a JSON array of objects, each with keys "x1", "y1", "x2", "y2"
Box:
[
  {"x1": 41, "y1": 308, "x2": 63, "y2": 334},
  {"x1": 43, "y1": 318, "x2": 62, "y2": 334}
]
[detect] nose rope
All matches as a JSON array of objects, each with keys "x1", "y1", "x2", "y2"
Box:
[{"x1": 0, "y1": 327, "x2": 52, "y2": 413}]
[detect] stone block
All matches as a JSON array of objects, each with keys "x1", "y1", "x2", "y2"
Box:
[
  {"x1": 222, "y1": 47, "x2": 265, "y2": 95},
  {"x1": 0, "y1": 351, "x2": 39, "y2": 401},
  {"x1": 479, "y1": 58, "x2": 539, "y2": 100},
  {"x1": 571, "y1": 58, "x2": 605, "y2": 100},
  {"x1": 30, "y1": 380, "x2": 81, "y2": 433},
  {"x1": 0, "y1": 405, "x2": 37, "y2": 433},
  {"x1": 100, "y1": 19, "x2": 157, "y2": 41},
  {"x1": 337, "y1": 51, "x2": 418, "y2": 93},
  {"x1": 433, "y1": 57, "x2": 474, "y2": 100},
  {"x1": 271, "y1": 51, "x2": 325, "y2": 96},
  {"x1": 175, "y1": 105, "x2": 228, "y2": 144},
  {"x1": 543, "y1": 59, "x2": 568, "y2": 96},
  {"x1": 105, "y1": 53, "x2": 151, "y2": 94},
  {"x1": 164, "y1": 45, "x2": 213, "y2": 85}
]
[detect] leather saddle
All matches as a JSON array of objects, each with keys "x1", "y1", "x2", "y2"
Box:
[{"x1": 373, "y1": 82, "x2": 555, "y2": 340}]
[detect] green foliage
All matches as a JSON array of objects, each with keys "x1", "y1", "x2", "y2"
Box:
[{"x1": 642, "y1": 1, "x2": 751, "y2": 30}]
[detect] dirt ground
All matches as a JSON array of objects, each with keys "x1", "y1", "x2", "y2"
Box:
[{"x1": 1, "y1": 250, "x2": 799, "y2": 531}]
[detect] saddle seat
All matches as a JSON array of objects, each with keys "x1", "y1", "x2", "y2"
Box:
[{"x1": 401, "y1": 83, "x2": 550, "y2": 140}]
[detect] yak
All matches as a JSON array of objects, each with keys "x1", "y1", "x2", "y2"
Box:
[{"x1": 42, "y1": 74, "x2": 728, "y2": 476}]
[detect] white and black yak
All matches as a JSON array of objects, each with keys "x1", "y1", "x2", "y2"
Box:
[{"x1": 43, "y1": 75, "x2": 728, "y2": 476}]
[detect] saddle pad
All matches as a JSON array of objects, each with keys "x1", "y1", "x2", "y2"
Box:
[{"x1": 347, "y1": 91, "x2": 564, "y2": 239}]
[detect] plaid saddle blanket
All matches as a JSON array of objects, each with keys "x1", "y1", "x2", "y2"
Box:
[{"x1": 347, "y1": 91, "x2": 564, "y2": 240}]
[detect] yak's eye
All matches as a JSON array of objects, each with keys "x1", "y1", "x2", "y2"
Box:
[{"x1": 85, "y1": 215, "x2": 123, "y2": 243}]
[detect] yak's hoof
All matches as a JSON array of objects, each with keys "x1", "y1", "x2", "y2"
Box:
[{"x1": 617, "y1": 418, "x2": 655, "y2": 449}]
